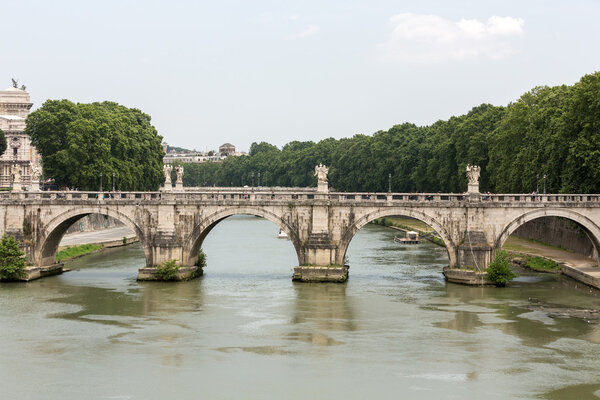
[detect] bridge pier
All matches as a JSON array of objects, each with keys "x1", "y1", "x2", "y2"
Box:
[
  {"x1": 443, "y1": 231, "x2": 494, "y2": 285},
  {"x1": 293, "y1": 233, "x2": 348, "y2": 282}
]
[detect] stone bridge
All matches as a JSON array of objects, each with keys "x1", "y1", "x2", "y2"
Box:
[{"x1": 2, "y1": 188, "x2": 600, "y2": 282}]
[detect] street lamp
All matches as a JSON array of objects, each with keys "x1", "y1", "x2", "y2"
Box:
[
  {"x1": 536, "y1": 174, "x2": 539, "y2": 194},
  {"x1": 112, "y1": 172, "x2": 115, "y2": 192},
  {"x1": 388, "y1": 173, "x2": 392, "y2": 193},
  {"x1": 543, "y1": 174, "x2": 547, "y2": 194},
  {"x1": 258, "y1": 172, "x2": 261, "y2": 187},
  {"x1": 251, "y1": 172, "x2": 254, "y2": 187},
  {"x1": 100, "y1": 172, "x2": 103, "y2": 192}
]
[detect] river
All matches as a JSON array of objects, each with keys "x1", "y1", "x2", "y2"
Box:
[{"x1": 2, "y1": 216, "x2": 600, "y2": 399}]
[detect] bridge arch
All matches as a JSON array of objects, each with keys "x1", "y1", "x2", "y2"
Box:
[
  {"x1": 36, "y1": 207, "x2": 150, "y2": 267},
  {"x1": 182, "y1": 206, "x2": 302, "y2": 267},
  {"x1": 495, "y1": 209, "x2": 600, "y2": 260},
  {"x1": 337, "y1": 208, "x2": 457, "y2": 267}
]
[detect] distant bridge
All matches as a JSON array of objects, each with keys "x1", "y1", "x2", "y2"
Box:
[{"x1": 2, "y1": 188, "x2": 600, "y2": 281}]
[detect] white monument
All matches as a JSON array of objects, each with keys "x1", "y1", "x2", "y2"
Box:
[
  {"x1": 161, "y1": 164, "x2": 173, "y2": 192},
  {"x1": 175, "y1": 165, "x2": 184, "y2": 191},
  {"x1": 0, "y1": 82, "x2": 41, "y2": 189},
  {"x1": 314, "y1": 164, "x2": 329, "y2": 193},
  {"x1": 466, "y1": 164, "x2": 481, "y2": 194}
]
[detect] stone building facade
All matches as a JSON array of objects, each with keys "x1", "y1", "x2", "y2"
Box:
[{"x1": 0, "y1": 86, "x2": 41, "y2": 188}]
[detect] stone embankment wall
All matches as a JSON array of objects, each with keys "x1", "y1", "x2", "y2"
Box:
[
  {"x1": 65, "y1": 214, "x2": 124, "y2": 234},
  {"x1": 513, "y1": 216, "x2": 594, "y2": 257}
]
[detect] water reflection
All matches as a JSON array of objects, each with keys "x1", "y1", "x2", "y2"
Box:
[
  {"x1": 287, "y1": 282, "x2": 355, "y2": 346},
  {"x1": 432, "y1": 280, "x2": 600, "y2": 347}
]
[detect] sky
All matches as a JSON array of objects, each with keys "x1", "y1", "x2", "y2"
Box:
[{"x1": 1, "y1": 0, "x2": 600, "y2": 152}]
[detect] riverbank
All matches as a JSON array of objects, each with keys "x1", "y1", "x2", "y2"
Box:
[
  {"x1": 57, "y1": 227, "x2": 138, "y2": 262},
  {"x1": 374, "y1": 217, "x2": 600, "y2": 290},
  {"x1": 503, "y1": 236, "x2": 600, "y2": 289},
  {"x1": 372, "y1": 216, "x2": 444, "y2": 246}
]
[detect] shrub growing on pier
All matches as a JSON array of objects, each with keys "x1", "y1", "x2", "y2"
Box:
[
  {"x1": 195, "y1": 249, "x2": 207, "y2": 269},
  {"x1": 155, "y1": 260, "x2": 180, "y2": 281},
  {"x1": 487, "y1": 250, "x2": 517, "y2": 286},
  {"x1": 0, "y1": 234, "x2": 27, "y2": 280}
]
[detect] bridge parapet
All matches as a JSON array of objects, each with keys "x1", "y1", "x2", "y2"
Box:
[{"x1": 3, "y1": 190, "x2": 600, "y2": 206}]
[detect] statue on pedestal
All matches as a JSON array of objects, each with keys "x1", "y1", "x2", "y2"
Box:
[
  {"x1": 176, "y1": 165, "x2": 184, "y2": 184},
  {"x1": 11, "y1": 164, "x2": 22, "y2": 192},
  {"x1": 466, "y1": 164, "x2": 481, "y2": 194},
  {"x1": 314, "y1": 164, "x2": 329, "y2": 192},
  {"x1": 175, "y1": 165, "x2": 184, "y2": 191},
  {"x1": 30, "y1": 164, "x2": 42, "y2": 192},
  {"x1": 162, "y1": 164, "x2": 173, "y2": 191}
]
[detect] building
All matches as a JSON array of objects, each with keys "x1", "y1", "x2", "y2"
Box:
[
  {"x1": 219, "y1": 143, "x2": 236, "y2": 156},
  {"x1": 0, "y1": 86, "x2": 41, "y2": 188}
]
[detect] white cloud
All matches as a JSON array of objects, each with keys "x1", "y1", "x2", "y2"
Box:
[
  {"x1": 378, "y1": 13, "x2": 524, "y2": 63},
  {"x1": 290, "y1": 15, "x2": 301, "y2": 21},
  {"x1": 291, "y1": 24, "x2": 319, "y2": 39}
]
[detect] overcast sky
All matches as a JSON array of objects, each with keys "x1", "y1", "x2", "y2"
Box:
[{"x1": 2, "y1": 0, "x2": 599, "y2": 152}]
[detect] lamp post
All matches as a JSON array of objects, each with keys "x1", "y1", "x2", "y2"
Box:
[
  {"x1": 112, "y1": 172, "x2": 115, "y2": 192},
  {"x1": 100, "y1": 172, "x2": 103, "y2": 192},
  {"x1": 388, "y1": 173, "x2": 392, "y2": 193},
  {"x1": 258, "y1": 172, "x2": 261, "y2": 187},
  {"x1": 536, "y1": 174, "x2": 539, "y2": 194},
  {"x1": 251, "y1": 172, "x2": 254, "y2": 187},
  {"x1": 543, "y1": 174, "x2": 547, "y2": 194}
]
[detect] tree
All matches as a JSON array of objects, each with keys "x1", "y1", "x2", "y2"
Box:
[
  {"x1": 0, "y1": 234, "x2": 27, "y2": 280},
  {"x1": 25, "y1": 100, "x2": 164, "y2": 191},
  {"x1": 486, "y1": 250, "x2": 516, "y2": 286},
  {"x1": 0, "y1": 128, "x2": 6, "y2": 156}
]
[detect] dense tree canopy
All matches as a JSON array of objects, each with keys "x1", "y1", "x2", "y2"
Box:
[
  {"x1": 0, "y1": 128, "x2": 6, "y2": 156},
  {"x1": 177, "y1": 70, "x2": 600, "y2": 194},
  {"x1": 26, "y1": 100, "x2": 164, "y2": 190}
]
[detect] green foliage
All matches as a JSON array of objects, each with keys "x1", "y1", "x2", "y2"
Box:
[
  {"x1": 56, "y1": 243, "x2": 103, "y2": 262},
  {"x1": 487, "y1": 250, "x2": 517, "y2": 286},
  {"x1": 122, "y1": 236, "x2": 128, "y2": 244},
  {"x1": 25, "y1": 100, "x2": 164, "y2": 190},
  {"x1": 527, "y1": 257, "x2": 560, "y2": 271},
  {"x1": 155, "y1": 260, "x2": 180, "y2": 281},
  {"x1": 0, "y1": 234, "x2": 27, "y2": 280},
  {"x1": 0, "y1": 128, "x2": 6, "y2": 156},
  {"x1": 195, "y1": 248, "x2": 207, "y2": 269},
  {"x1": 170, "y1": 70, "x2": 600, "y2": 194}
]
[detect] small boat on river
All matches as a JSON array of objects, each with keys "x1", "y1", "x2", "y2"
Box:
[
  {"x1": 278, "y1": 229, "x2": 288, "y2": 239},
  {"x1": 394, "y1": 230, "x2": 419, "y2": 244}
]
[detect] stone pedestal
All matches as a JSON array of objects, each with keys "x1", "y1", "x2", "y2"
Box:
[
  {"x1": 161, "y1": 185, "x2": 172, "y2": 192},
  {"x1": 317, "y1": 182, "x2": 328, "y2": 193},
  {"x1": 11, "y1": 181, "x2": 21, "y2": 192},
  {"x1": 467, "y1": 183, "x2": 479, "y2": 194},
  {"x1": 175, "y1": 182, "x2": 184, "y2": 191},
  {"x1": 30, "y1": 181, "x2": 40, "y2": 192}
]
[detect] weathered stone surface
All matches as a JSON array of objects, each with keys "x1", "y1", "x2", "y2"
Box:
[
  {"x1": 442, "y1": 267, "x2": 489, "y2": 285},
  {"x1": 137, "y1": 266, "x2": 202, "y2": 281},
  {"x1": 1, "y1": 190, "x2": 600, "y2": 285},
  {"x1": 292, "y1": 265, "x2": 348, "y2": 282}
]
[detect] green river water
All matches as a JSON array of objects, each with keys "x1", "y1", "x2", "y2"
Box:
[{"x1": 2, "y1": 216, "x2": 600, "y2": 399}]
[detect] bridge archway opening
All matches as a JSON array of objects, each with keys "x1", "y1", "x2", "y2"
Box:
[
  {"x1": 497, "y1": 211, "x2": 600, "y2": 264},
  {"x1": 339, "y1": 211, "x2": 455, "y2": 272},
  {"x1": 38, "y1": 210, "x2": 149, "y2": 268},
  {"x1": 184, "y1": 210, "x2": 302, "y2": 276}
]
